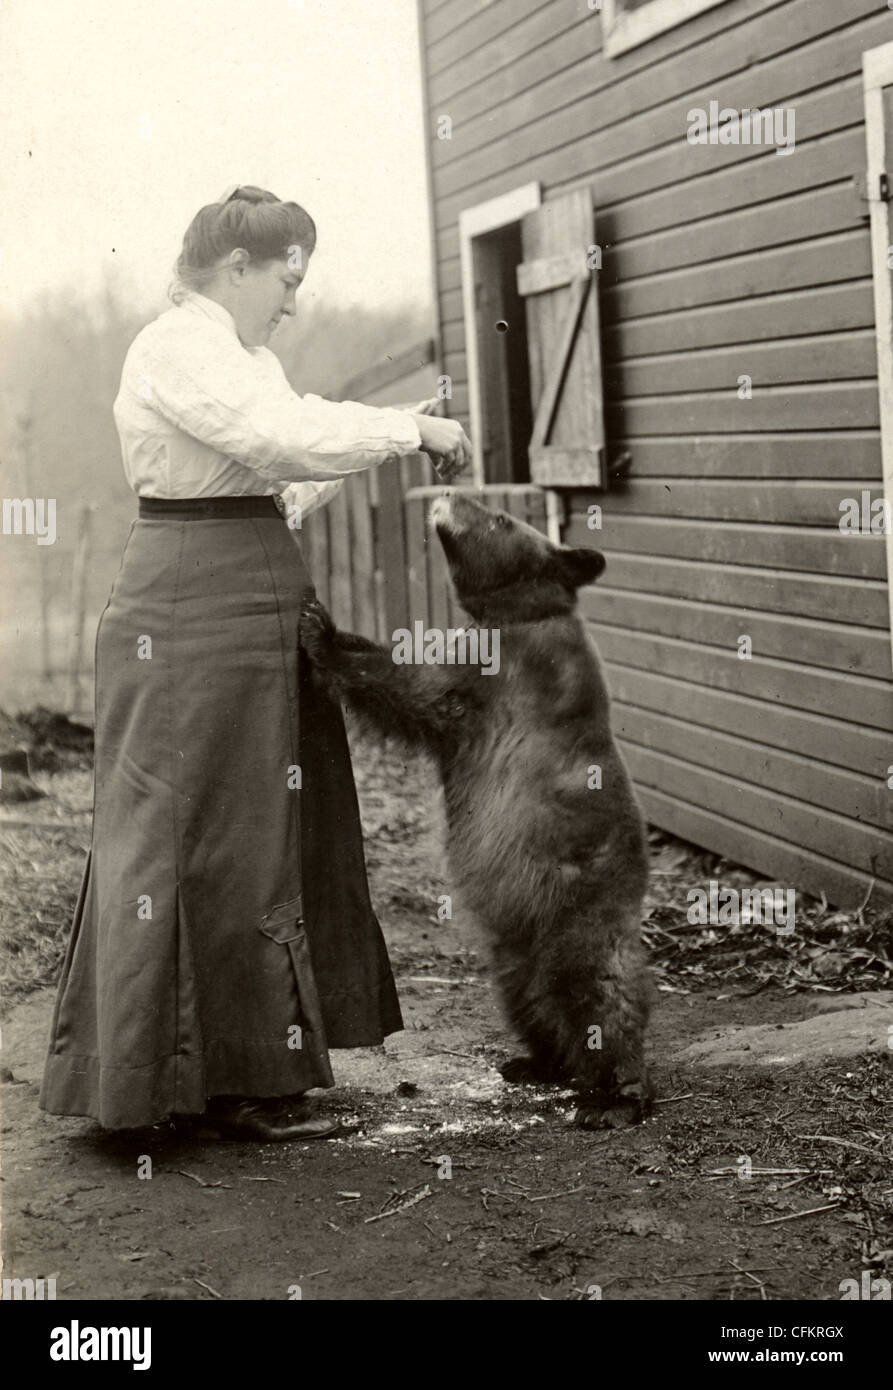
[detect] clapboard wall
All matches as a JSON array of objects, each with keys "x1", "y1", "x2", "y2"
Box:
[{"x1": 417, "y1": 0, "x2": 893, "y2": 907}]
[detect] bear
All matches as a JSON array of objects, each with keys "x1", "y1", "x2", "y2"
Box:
[{"x1": 299, "y1": 490, "x2": 654, "y2": 1128}]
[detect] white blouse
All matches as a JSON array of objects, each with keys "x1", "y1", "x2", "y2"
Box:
[{"x1": 113, "y1": 292, "x2": 423, "y2": 519}]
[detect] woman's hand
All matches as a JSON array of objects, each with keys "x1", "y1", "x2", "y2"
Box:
[{"x1": 414, "y1": 413, "x2": 472, "y2": 481}]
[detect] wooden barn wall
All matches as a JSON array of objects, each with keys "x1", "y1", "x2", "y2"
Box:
[{"x1": 417, "y1": 0, "x2": 893, "y2": 908}]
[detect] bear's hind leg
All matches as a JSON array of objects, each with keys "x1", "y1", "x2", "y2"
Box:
[
  {"x1": 572, "y1": 1037, "x2": 653, "y2": 1130},
  {"x1": 494, "y1": 967, "x2": 572, "y2": 1087},
  {"x1": 570, "y1": 939, "x2": 654, "y2": 1130}
]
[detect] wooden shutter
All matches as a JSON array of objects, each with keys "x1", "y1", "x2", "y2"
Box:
[{"x1": 516, "y1": 189, "x2": 606, "y2": 488}]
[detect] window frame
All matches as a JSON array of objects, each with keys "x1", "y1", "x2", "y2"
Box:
[
  {"x1": 601, "y1": 0, "x2": 732, "y2": 59},
  {"x1": 458, "y1": 182, "x2": 542, "y2": 487},
  {"x1": 863, "y1": 39, "x2": 893, "y2": 663}
]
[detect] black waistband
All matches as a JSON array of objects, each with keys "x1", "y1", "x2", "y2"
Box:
[{"x1": 138, "y1": 495, "x2": 283, "y2": 520}]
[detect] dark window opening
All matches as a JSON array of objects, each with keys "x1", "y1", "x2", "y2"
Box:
[{"x1": 473, "y1": 222, "x2": 533, "y2": 485}]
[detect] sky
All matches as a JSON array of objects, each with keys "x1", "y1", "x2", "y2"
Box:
[{"x1": 0, "y1": 0, "x2": 435, "y2": 319}]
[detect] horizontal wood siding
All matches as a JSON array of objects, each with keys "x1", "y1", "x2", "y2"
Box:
[{"x1": 418, "y1": 0, "x2": 893, "y2": 907}]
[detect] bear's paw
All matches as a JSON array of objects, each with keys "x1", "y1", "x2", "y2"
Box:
[
  {"x1": 300, "y1": 593, "x2": 336, "y2": 657},
  {"x1": 572, "y1": 1079, "x2": 652, "y2": 1130}
]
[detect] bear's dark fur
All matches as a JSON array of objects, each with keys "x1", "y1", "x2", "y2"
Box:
[{"x1": 300, "y1": 491, "x2": 653, "y2": 1128}]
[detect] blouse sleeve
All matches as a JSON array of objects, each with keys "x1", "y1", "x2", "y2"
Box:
[
  {"x1": 278, "y1": 477, "x2": 345, "y2": 524},
  {"x1": 125, "y1": 312, "x2": 423, "y2": 484}
]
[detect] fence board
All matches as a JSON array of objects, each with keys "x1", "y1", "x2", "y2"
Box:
[
  {"x1": 349, "y1": 472, "x2": 377, "y2": 638},
  {"x1": 406, "y1": 494, "x2": 431, "y2": 629},
  {"x1": 327, "y1": 485, "x2": 353, "y2": 630},
  {"x1": 378, "y1": 462, "x2": 410, "y2": 637}
]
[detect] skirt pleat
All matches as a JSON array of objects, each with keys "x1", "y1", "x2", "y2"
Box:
[{"x1": 39, "y1": 512, "x2": 402, "y2": 1129}]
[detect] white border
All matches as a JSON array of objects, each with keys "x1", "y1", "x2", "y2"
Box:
[
  {"x1": 458, "y1": 182, "x2": 541, "y2": 486},
  {"x1": 864, "y1": 41, "x2": 893, "y2": 669},
  {"x1": 601, "y1": 0, "x2": 730, "y2": 59}
]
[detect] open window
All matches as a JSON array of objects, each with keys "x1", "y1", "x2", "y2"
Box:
[
  {"x1": 470, "y1": 221, "x2": 535, "y2": 484},
  {"x1": 601, "y1": 0, "x2": 731, "y2": 59},
  {"x1": 460, "y1": 184, "x2": 607, "y2": 491},
  {"x1": 460, "y1": 184, "x2": 541, "y2": 486}
]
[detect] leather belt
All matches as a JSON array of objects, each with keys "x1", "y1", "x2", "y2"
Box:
[{"x1": 138, "y1": 495, "x2": 283, "y2": 519}]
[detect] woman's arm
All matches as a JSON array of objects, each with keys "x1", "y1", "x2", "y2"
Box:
[
  {"x1": 118, "y1": 312, "x2": 429, "y2": 484},
  {"x1": 278, "y1": 407, "x2": 470, "y2": 525}
]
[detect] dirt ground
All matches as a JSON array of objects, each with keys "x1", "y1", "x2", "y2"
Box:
[{"x1": 1, "y1": 720, "x2": 891, "y2": 1302}]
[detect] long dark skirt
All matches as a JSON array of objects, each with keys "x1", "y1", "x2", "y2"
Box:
[{"x1": 39, "y1": 499, "x2": 402, "y2": 1129}]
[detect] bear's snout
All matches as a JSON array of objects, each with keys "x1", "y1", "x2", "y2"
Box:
[
  {"x1": 429, "y1": 490, "x2": 493, "y2": 537},
  {"x1": 429, "y1": 494, "x2": 458, "y2": 532}
]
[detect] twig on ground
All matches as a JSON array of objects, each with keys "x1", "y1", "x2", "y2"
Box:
[
  {"x1": 730, "y1": 1259, "x2": 768, "y2": 1300},
  {"x1": 705, "y1": 1168, "x2": 831, "y2": 1178},
  {"x1": 644, "y1": 1267, "x2": 783, "y2": 1282},
  {"x1": 176, "y1": 1170, "x2": 232, "y2": 1189},
  {"x1": 365, "y1": 1185, "x2": 432, "y2": 1223},
  {"x1": 193, "y1": 1277, "x2": 222, "y2": 1298},
  {"x1": 760, "y1": 1202, "x2": 842, "y2": 1226},
  {"x1": 528, "y1": 1186, "x2": 588, "y2": 1202},
  {"x1": 794, "y1": 1135, "x2": 886, "y2": 1158}
]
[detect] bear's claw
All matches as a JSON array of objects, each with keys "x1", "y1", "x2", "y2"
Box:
[
  {"x1": 572, "y1": 1079, "x2": 652, "y2": 1130},
  {"x1": 300, "y1": 594, "x2": 336, "y2": 653}
]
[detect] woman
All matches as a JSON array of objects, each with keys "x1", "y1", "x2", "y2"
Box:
[{"x1": 39, "y1": 185, "x2": 471, "y2": 1141}]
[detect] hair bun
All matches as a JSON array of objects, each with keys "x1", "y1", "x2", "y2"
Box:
[
  {"x1": 217, "y1": 184, "x2": 279, "y2": 205},
  {"x1": 171, "y1": 188, "x2": 316, "y2": 303}
]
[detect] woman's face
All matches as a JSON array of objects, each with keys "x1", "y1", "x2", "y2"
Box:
[{"x1": 231, "y1": 251, "x2": 310, "y2": 347}]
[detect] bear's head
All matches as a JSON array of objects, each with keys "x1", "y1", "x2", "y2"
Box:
[{"x1": 429, "y1": 491, "x2": 605, "y2": 623}]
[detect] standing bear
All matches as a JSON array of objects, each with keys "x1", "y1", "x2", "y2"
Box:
[{"x1": 299, "y1": 491, "x2": 654, "y2": 1128}]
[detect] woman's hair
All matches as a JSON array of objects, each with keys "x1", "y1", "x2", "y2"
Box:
[{"x1": 169, "y1": 185, "x2": 317, "y2": 303}]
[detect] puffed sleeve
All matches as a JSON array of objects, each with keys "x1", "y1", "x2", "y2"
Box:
[{"x1": 124, "y1": 311, "x2": 423, "y2": 483}]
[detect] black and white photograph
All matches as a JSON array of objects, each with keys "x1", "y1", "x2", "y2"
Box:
[{"x1": 1, "y1": 0, "x2": 892, "y2": 1349}]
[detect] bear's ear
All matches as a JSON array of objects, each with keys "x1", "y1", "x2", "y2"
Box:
[{"x1": 559, "y1": 546, "x2": 606, "y2": 589}]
